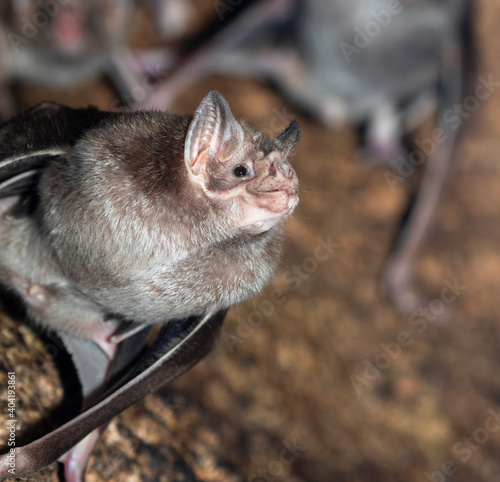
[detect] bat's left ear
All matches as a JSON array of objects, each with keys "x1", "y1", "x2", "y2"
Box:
[
  {"x1": 184, "y1": 90, "x2": 244, "y2": 177},
  {"x1": 277, "y1": 120, "x2": 301, "y2": 155}
]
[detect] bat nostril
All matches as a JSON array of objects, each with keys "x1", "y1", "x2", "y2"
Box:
[
  {"x1": 288, "y1": 168, "x2": 294, "y2": 179},
  {"x1": 276, "y1": 164, "x2": 288, "y2": 178},
  {"x1": 269, "y1": 162, "x2": 277, "y2": 177}
]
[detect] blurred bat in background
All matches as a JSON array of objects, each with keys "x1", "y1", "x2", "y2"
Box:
[
  {"x1": 138, "y1": 0, "x2": 296, "y2": 110},
  {"x1": 0, "y1": 91, "x2": 300, "y2": 480},
  {"x1": 142, "y1": 0, "x2": 474, "y2": 313},
  {"x1": 0, "y1": 0, "x2": 142, "y2": 118}
]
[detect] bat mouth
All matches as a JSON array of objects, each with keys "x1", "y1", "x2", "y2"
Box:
[
  {"x1": 245, "y1": 186, "x2": 298, "y2": 220},
  {"x1": 247, "y1": 186, "x2": 298, "y2": 196}
]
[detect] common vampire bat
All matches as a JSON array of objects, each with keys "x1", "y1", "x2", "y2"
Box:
[
  {"x1": 142, "y1": 0, "x2": 474, "y2": 313},
  {"x1": 0, "y1": 0, "x2": 139, "y2": 118},
  {"x1": 0, "y1": 90, "x2": 300, "y2": 480}
]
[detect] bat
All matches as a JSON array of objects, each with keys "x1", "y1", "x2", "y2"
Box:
[
  {"x1": 0, "y1": 0, "x2": 141, "y2": 117},
  {"x1": 141, "y1": 0, "x2": 474, "y2": 313},
  {"x1": 0, "y1": 90, "x2": 300, "y2": 480}
]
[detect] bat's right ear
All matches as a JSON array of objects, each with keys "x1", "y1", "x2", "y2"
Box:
[
  {"x1": 0, "y1": 101, "x2": 109, "y2": 198},
  {"x1": 184, "y1": 90, "x2": 244, "y2": 178},
  {"x1": 277, "y1": 120, "x2": 301, "y2": 154}
]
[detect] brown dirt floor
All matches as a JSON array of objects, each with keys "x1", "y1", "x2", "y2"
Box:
[{"x1": 1, "y1": 1, "x2": 500, "y2": 481}]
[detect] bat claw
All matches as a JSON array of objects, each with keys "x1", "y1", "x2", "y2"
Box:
[
  {"x1": 382, "y1": 261, "x2": 452, "y2": 323},
  {"x1": 110, "y1": 322, "x2": 149, "y2": 344},
  {"x1": 384, "y1": 279, "x2": 453, "y2": 324},
  {"x1": 386, "y1": 282, "x2": 424, "y2": 315},
  {"x1": 382, "y1": 260, "x2": 423, "y2": 315}
]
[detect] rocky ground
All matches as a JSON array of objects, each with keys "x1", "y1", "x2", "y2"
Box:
[{"x1": 1, "y1": 1, "x2": 500, "y2": 480}]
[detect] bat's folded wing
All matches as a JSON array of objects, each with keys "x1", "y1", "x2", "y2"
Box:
[
  {"x1": 0, "y1": 310, "x2": 226, "y2": 480},
  {"x1": 0, "y1": 101, "x2": 113, "y2": 198}
]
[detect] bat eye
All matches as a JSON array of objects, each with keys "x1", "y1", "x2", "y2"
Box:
[{"x1": 233, "y1": 165, "x2": 249, "y2": 178}]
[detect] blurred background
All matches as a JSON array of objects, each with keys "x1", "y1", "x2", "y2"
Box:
[{"x1": 1, "y1": 0, "x2": 500, "y2": 480}]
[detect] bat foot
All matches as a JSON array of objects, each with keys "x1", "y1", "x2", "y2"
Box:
[
  {"x1": 92, "y1": 324, "x2": 119, "y2": 360},
  {"x1": 382, "y1": 260, "x2": 424, "y2": 315},
  {"x1": 59, "y1": 430, "x2": 100, "y2": 482},
  {"x1": 386, "y1": 283, "x2": 424, "y2": 315},
  {"x1": 384, "y1": 273, "x2": 453, "y2": 323}
]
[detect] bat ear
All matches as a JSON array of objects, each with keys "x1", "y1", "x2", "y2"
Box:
[
  {"x1": 184, "y1": 90, "x2": 244, "y2": 177},
  {"x1": 276, "y1": 121, "x2": 301, "y2": 155}
]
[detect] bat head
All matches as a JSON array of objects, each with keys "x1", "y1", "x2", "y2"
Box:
[
  {"x1": 8, "y1": 0, "x2": 131, "y2": 58},
  {"x1": 184, "y1": 91, "x2": 300, "y2": 235}
]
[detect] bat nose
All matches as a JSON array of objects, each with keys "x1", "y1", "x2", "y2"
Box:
[
  {"x1": 279, "y1": 163, "x2": 295, "y2": 180},
  {"x1": 269, "y1": 161, "x2": 294, "y2": 180}
]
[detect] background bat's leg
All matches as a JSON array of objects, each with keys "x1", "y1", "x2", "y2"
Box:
[
  {"x1": 106, "y1": 48, "x2": 151, "y2": 107},
  {"x1": 382, "y1": 40, "x2": 466, "y2": 315},
  {"x1": 383, "y1": 139, "x2": 455, "y2": 314},
  {"x1": 0, "y1": 311, "x2": 226, "y2": 480},
  {"x1": 139, "y1": 0, "x2": 295, "y2": 109}
]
